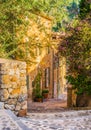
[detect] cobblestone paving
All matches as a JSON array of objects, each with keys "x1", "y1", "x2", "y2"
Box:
[
  {"x1": 19, "y1": 110, "x2": 91, "y2": 130},
  {"x1": 0, "y1": 110, "x2": 21, "y2": 130},
  {"x1": 0, "y1": 109, "x2": 91, "y2": 130}
]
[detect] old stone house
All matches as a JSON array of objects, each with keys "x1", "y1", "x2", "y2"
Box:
[{"x1": 27, "y1": 30, "x2": 67, "y2": 100}]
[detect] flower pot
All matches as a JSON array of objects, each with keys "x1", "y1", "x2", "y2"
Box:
[
  {"x1": 43, "y1": 93, "x2": 48, "y2": 99},
  {"x1": 36, "y1": 98, "x2": 43, "y2": 102}
]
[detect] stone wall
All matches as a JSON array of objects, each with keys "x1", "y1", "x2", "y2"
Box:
[
  {"x1": 67, "y1": 87, "x2": 72, "y2": 107},
  {"x1": 0, "y1": 59, "x2": 27, "y2": 116},
  {"x1": 67, "y1": 86, "x2": 91, "y2": 107}
]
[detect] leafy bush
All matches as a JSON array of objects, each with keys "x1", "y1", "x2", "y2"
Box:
[
  {"x1": 79, "y1": 0, "x2": 91, "y2": 19},
  {"x1": 58, "y1": 1, "x2": 91, "y2": 94},
  {"x1": 42, "y1": 89, "x2": 49, "y2": 93},
  {"x1": 35, "y1": 94, "x2": 43, "y2": 98},
  {"x1": 32, "y1": 70, "x2": 42, "y2": 99},
  {"x1": 66, "y1": 75, "x2": 91, "y2": 95}
]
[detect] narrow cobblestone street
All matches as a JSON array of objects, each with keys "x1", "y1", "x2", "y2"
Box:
[
  {"x1": 0, "y1": 109, "x2": 91, "y2": 130},
  {"x1": 19, "y1": 99, "x2": 91, "y2": 130},
  {"x1": 0, "y1": 0, "x2": 91, "y2": 130}
]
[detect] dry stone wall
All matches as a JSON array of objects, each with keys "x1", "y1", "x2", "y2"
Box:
[{"x1": 0, "y1": 59, "x2": 27, "y2": 116}]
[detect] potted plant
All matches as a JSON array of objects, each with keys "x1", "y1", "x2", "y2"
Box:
[
  {"x1": 35, "y1": 94, "x2": 43, "y2": 102},
  {"x1": 32, "y1": 70, "x2": 43, "y2": 102},
  {"x1": 42, "y1": 89, "x2": 49, "y2": 99}
]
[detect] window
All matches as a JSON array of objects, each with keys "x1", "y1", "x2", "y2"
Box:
[{"x1": 45, "y1": 67, "x2": 50, "y2": 88}]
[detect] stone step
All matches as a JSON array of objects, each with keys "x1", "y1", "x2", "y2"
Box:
[{"x1": 0, "y1": 109, "x2": 30, "y2": 130}]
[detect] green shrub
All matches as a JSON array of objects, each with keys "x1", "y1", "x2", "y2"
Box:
[
  {"x1": 42, "y1": 89, "x2": 49, "y2": 93},
  {"x1": 66, "y1": 74, "x2": 91, "y2": 95},
  {"x1": 35, "y1": 94, "x2": 43, "y2": 98}
]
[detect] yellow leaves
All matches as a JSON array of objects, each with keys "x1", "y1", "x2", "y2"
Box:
[
  {"x1": 86, "y1": 65, "x2": 90, "y2": 70},
  {"x1": 13, "y1": 12, "x2": 52, "y2": 71},
  {"x1": 90, "y1": 49, "x2": 91, "y2": 55}
]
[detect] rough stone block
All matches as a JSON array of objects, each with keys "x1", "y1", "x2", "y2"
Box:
[
  {"x1": 11, "y1": 88, "x2": 21, "y2": 95},
  {"x1": 6, "y1": 99, "x2": 17, "y2": 105},
  {"x1": 4, "y1": 104, "x2": 15, "y2": 110},
  {"x1": 0, "y1": 89, "x2": 9, "y2": 101},
  {"x1": 21, "y1": 87, "x2": 27, "y2": 94},
  {"x1": 15, "y1": 105, "x2": 21, "y2": 111},
  {"x1": 20, "y1": 81, "x2": 26, "y2": 86},
  {"x1": 18, "y1": 94, "x2": 27, "y2": 102},
  {"x1": 21, "y1": 101, "x2": 27, "y2": 110},
  {"x1": 18, "y1": 109, "x2": 27, "y2": 117},
  {"x1": 1, "y1": 84, "x2": 12, "y2": 89},
  {"x1": 0, "y1": 59, "x2": 27, "y2": 115},
  {"x1": 9, "y1": 69, "x2": 15, "y2": 75},
  {"x1": 11, "y1": 75, "x2": 18, "y2": 82},
  {"x1": 2, "y1": 75, "x2": 10, "y2": 84}
]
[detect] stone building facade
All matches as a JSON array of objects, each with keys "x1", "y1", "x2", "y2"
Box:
[
  {"x1": 27, "y1": 47, "x2": 67, "y2": 100},
  {"x1": 0, "y1": 59, "x2": 27, "y2": 116},
  {"x1": 27, "y1": 48, "x2": 54, "y2": 99},
  {"x1": 25, "y1": 15, "x2": 67, "y2": 101}
]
